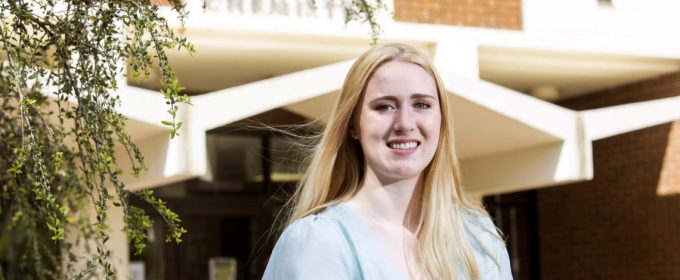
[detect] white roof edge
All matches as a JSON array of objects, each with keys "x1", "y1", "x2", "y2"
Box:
[
  {"x1": 390, "y1": 22, "x2": 680, "y2": 60},
  {"x1": 581, "y1": 96, "x2": 680, "y2": 141},
  {"x1": 194, "y1": 60, "x2": 353, "y2": 130},
  {"x1": 163, "y1": 11, "x2": 680, "y2": 60},
  {"x1": 438, "y1": 68, "x2": 577, "y2": 139},
  {"x1": 464, "y1": 138, "x2": 593, "y2": 196}
]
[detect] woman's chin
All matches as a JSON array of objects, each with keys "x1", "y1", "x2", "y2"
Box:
[{"x1": 382, "y1": 167, "x2": 425, "y2": 182}]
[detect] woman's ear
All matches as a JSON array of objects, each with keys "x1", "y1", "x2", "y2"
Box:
[{"x1": 348, "y1": 124, "x2": 359, "y2": 140}]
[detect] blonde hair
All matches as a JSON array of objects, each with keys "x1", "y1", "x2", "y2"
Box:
[{"x1": 285, "y1": 43, "x2": 500, "y2": 279}]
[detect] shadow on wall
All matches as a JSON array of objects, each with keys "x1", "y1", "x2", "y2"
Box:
[{"x1": 656, "y1": 121, "x2": 680, "y2": 196}]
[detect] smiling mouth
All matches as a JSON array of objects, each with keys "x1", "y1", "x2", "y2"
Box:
[{"x1": 387, "y1": 142, "x2": 419, "y2": 150}]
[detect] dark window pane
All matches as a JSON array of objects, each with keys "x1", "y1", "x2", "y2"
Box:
[
  {"x1": 206, "y1": 135, "x2": 263, "y2": 191},
  {"x1": 269, "y1": 136, "x2": 305, "y2": 182}
]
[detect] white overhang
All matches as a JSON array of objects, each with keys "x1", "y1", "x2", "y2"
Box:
[
  {"x1": 116, "y1": 59, "x2": 680, "y2": 195},
  {"x1": 117, "y1": 11, "x2": 680, "y2": 194},
  {"x1": 195, "y1": 60, "x2": 353, "y2": 131},
  {"x1": 141, "y1": 19, "x2": 680, "y2": 101},
  {"x1": 385, "y1": 22, "x2": 680, "y2": 101}
]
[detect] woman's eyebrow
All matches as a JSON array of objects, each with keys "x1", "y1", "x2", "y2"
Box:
[
  {"x1": 411, "y1": 93, "x2": 437, "y2": 100},
  {"x1": 368, "y1": 96, "x2": 399, "y2": 103},
  {"x1": 368, "y1": 93, "x2": 437, "y2": 104}
]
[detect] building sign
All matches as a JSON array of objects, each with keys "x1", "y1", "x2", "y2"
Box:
[{"x1": 202, "y1": 0, "x2": 347, "y2": 22}]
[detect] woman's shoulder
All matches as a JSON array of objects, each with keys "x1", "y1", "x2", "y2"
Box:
[
  {"x1": 264, "y1": 206, "x2": 356, "y2": 280},
  {"x1": 462, "y1": 210, "x2": 505, "y2": 259},
  {"x1": 464, "y1": 210, "x2": 501, "y2": 239},
  {"x1": 271, "y1": 204, "x2": 358, "y2": 262},
  {"x1": 278, "y1": 207, "x2": 348, "y2": 246},
  {"x1": 463, "y1": 210, "x2": 513, "y2": 279}
]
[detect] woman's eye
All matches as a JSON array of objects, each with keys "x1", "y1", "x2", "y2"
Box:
[
  {"x1": 414, "y1": 102, "x2": 430, "y2": 109},
  {"x1": 376, "y1": 104, "x2": 393, "y2": 112}
]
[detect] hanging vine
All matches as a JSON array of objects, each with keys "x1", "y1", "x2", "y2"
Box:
[{"x1": 0, "y1": 0, "x2": 192, "y2": 278}]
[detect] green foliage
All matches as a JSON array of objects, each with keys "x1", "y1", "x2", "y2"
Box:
[
  {"x1": 124, "y1": 189, "x2": 186, "y2": 256},
  {"x1": 307, "y1": 0, "x2": 391, "y2": 44},
  {"x1": 159, "y1": 72, "x2": 190, "y2": 139},
  {"x1": 336, "y1": 0, "x2": 392, "y2": 44},
  {"x1": 0, "y1": 0, "x2": 192, "y2": 278}
]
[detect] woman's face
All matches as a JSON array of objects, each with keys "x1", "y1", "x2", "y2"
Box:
[{"x1": 352, "y1": 60, "x2": 442, "y2": 184}]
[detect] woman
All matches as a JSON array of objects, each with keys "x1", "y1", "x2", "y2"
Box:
[{"x1": 263, "y1": 43, "x2": 512, "y2": 280}]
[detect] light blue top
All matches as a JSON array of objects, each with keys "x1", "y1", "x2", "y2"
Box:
[{"x1": 263, "y1": 203, "x2": 513, "y2": 280}]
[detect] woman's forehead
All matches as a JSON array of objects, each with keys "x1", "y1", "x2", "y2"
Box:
[{"x1": 364, "y1": 61, "x2": 438, "y2": 98}]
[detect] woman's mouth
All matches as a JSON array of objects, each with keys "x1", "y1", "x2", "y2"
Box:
[{"x1": 387, "y1": 142, "x2": 419, "y2": 150}]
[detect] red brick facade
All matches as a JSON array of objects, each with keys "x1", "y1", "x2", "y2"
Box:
[
  {"x1": 537, "y1": 72, "x2": 680, "y2": 279},
  {"x1": 393, "y1": 0, "x2": 522, "y2": 30}
]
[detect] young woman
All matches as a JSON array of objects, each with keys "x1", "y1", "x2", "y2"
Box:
[{"x1": 263, "y1": 43, "x2": 512, "y2": 280}]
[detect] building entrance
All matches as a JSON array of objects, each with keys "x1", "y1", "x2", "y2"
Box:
[{"x1": 129, "y1": 109, "x2": 308, "y2": 280}]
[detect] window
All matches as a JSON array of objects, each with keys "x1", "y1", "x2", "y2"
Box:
[
  {"x1": 269, "y1": 136, "x2": 305, "y2": 182},
  {"x1": 206, "y1": 134, "x2": 264, "y2": 192}
]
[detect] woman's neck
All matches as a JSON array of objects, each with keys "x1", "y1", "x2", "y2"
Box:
[{"x1": 347, "y1": 171, "x2": 423, "y2": 233}]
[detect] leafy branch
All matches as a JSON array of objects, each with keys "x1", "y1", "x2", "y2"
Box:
[
  {"x1": 0, "y1": 0, "x2": 193, "y2": 278},
  {"x1": 328, "y1": 0, "x2": 392, "y2": 44}
]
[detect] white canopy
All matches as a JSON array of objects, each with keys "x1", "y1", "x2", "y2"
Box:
[{"x1": 114, "y1": 60, "x2": 680, "y2": 196}]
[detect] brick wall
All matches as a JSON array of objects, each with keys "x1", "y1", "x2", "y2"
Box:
[
  {"x1": 537, "y1": 72, "x2": 680, "y2": 279},
  {"x1": 393, "y1": 0, "x2": 522, "y2": 30}
]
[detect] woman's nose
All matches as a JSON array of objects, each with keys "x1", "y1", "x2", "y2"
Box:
[{"x1": 393, "y1": 108, "x2": 415, "y2": 134}]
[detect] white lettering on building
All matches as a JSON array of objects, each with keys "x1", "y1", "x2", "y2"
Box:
[{"x1": 203, "y1": 0, "x2": 346, "y2": 21}]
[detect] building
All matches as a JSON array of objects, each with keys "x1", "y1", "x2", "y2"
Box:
[{"x1": 105, "y1": 0, "x2": 680, "y2": 279}]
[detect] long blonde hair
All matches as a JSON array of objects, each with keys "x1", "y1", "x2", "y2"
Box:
[{"x1": 285, "y1": 43, "x2": 499, "y2": 279}]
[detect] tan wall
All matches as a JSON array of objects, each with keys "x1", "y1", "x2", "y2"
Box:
[
  {"x1": 152, "y1": 0, "x2": 173, "y2": 6},
  {"x1": 394, "y1": 0, "x2": 522, "y2": 30},
  {"x1": 537, "y1": 72, "x2": 680, "y2": 279}
]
